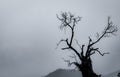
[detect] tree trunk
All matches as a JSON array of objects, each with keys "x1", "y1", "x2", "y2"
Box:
[{"x1": 79, "y1": 57, "x2": 100, "y2": 77}]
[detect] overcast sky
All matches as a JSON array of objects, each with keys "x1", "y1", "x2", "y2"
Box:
[{"x1": 0, "y1": 0, "x2": 120, "y2": 77}]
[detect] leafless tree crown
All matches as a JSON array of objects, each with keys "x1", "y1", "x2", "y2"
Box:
[{"x1": 57, "y1": 12, "x2": 118, "y2": 67}]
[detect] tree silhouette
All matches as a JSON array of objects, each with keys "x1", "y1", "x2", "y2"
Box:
[{"x1": 56, "y1": 12, "x2": 118, "y2": 77}]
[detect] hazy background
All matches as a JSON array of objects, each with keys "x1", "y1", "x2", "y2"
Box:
[{"x1": 0, "y1": 0, "x2": 120, "y2": 77}]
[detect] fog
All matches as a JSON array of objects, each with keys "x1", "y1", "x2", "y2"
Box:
[{"x1": 0, "y1": 0, "x2": 120, "y2": 77}]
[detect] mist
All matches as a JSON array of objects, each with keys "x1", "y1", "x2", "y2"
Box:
[{"x1": 0, "y1": 0, "x2": 120, "y2": 77}]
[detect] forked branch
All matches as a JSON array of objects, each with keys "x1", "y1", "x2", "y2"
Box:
[
  {"x1": 91, "y1": 17, "x2": 118, "y2": 46},
  {"x1": 90, "y1": 48, "x2": 110, "y2": 56},
  {"x1": 57, "y1": 12, "x2": 82, "y2": 60},
  {"x1": 86, "y1": 17, "x2": 118, "y2": 57}
]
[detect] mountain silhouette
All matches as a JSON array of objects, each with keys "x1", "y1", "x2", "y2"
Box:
[
  {"x1": 44, "y1": 69, "x2": 82, "y2": 77},
  {"x1": 44, "y1": 68, "x2": 120, "y2": 77}
]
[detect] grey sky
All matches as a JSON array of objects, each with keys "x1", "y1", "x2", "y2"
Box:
[{"x1": 0, "y1": 0, "x2": 120, "y2": 77}]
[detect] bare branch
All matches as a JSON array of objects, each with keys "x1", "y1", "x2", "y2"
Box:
[
  {"x1": 57, "y1": 39, "x2": 82, "y2": 60},
  {"x1": 80, "y1": 45, "x2": 85, "y2": 57},
  {"x1": 90, "y1": 51, "x2": 95, "y2": 56},
  {"x1": 57, "y1": 12, "x2": 73, "y2": 30},
  {"x1": 62, "y1": 47, "x2": 69, "y2": 50},
  {"x1": 57, "y1": 12, "x2": 82, "y2": 30},
  {"x1": 75, "y1": 39, "x2": 85, "y2": 58},
  {"x1": 56, "y1": 39, "x2": 66, "y2": 47},
  {"x1": 84, "y1": 17, "x2": 117, "y2": 58},
  {"x1": 90, "y1": 48, "x2": 110, "y2": 56},
  {"x1": 88, "y1": 36, "x2": 92, "y2": 44},
  {"x1": 69, "y1": 46, "x2": 82, "y2": 60},
  {"x1": 57, "y1": 12, "x2": 82, "y2": 60},
  {"x1": 90, "y1": 17, "x2": 118, "y2": 46},
  {"x1": 95, "y1": 50, "x2": 109, "y2": 56},
  {"x1": 86, "y1": 36, "x2": 93, "y2": 57}
]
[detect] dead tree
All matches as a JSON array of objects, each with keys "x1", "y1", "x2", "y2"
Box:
[{"x1": 56, "y1": 12, "x2": 118, "y2": 77}]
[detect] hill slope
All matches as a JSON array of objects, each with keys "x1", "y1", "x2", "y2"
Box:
[
  {"x1": 45, "y1": 69, "x2": 120, "y2": 77},
  {"x1": 45, "y1": 69, "x2": 82, "y2": 77}
]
